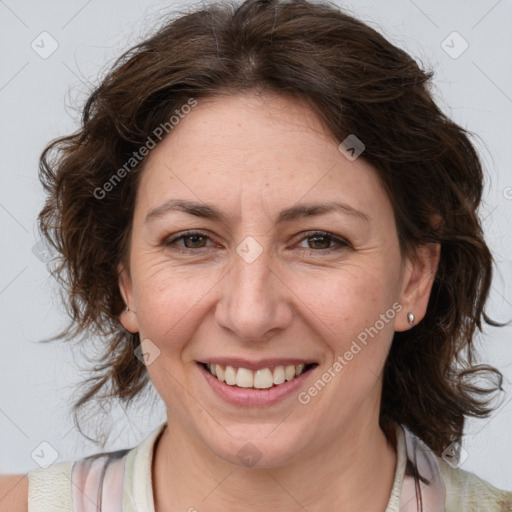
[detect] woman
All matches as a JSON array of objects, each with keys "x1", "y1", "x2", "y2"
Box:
[{"x1": 2, "y1": 0, "x2": 511, "y2": 510}]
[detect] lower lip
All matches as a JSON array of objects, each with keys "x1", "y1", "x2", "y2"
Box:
[{"x1": 197, "y1": 362, "x2": 316, "y2": 407}]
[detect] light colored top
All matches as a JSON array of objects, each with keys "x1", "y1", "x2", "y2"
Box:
[{"x1": 27, "y1": 421, "x2": 512, "y2": 511}]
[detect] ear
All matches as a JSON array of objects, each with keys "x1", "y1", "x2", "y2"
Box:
[
  {"x1": 393, "y1": 242, "x2": 441, "y2": 332},
  {"x1": 117, "y1": 262, "x2": 140, "y2": 333}
]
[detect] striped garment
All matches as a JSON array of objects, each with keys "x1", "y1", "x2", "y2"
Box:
[{"x1": 27, "y1": 421, "x2": 512, "y2": 511}]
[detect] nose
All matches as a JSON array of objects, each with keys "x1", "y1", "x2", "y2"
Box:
[{"x1": 214, "y1": 242, "x2": 293, "y2": 342}]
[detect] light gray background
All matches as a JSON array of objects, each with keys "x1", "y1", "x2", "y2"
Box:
[{"x1": 1, "y1": 0, "x2": 511, "y2": 492}]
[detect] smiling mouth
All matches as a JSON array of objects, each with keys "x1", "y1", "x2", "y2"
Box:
[{"x1": 198, "y1": 361, "x2": 318, "y2": 389}]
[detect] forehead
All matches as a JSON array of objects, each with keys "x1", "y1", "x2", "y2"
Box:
[{"x1": 134, "y1": 92, "x2": 391, "y2": 224}]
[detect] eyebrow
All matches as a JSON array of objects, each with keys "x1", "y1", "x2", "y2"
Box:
[{"x1": 144, "y1": 199, "x2": 370, "y2": 224}]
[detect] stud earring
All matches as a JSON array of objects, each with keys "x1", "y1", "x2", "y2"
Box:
[
  {"x1": 407, "y1": 312, "x2": 415, "y2": 325},
  {"x1": 126, "y1": 306, "x2": 130, "y2": 312}
]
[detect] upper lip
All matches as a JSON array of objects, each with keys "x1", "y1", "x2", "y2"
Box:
[{"x1": 198, "y1": 357, "x2": 318, "y2": 370}]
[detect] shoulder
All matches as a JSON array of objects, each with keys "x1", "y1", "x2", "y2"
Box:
[
  {"x1": 0, "y1": 474, "x2": 29, "y2": 512},
  {"x1": 435, "y1": 455, "x2": 512, "y2": 511},
  {"x1": 26, "y1": 449, "x2": 134, "y2": 512},
  {"x1": 27, "y1": 460, "x2": 74, "y2": 512}
]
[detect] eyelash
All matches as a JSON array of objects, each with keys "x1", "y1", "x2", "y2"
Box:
[{"x1": 163, "y1": 230, "x2": 351, "y2": 255}]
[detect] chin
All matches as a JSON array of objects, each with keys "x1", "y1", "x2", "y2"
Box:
[{"x1": 202, "y1": 425, "x2": 308, "y2": 469}]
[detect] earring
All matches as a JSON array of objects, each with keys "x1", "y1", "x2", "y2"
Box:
[
  {"x1": 125, "y1": 306, "x2": 130, "y2": 312},
  {"x1": 407, "y1": 312, "x2": 415, "y2": 325}
]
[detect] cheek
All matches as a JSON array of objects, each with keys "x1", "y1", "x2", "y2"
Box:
[
  {"x1": 300, "y1": 265, "x2": 398, "y2": 409},
  {"x1": 132, "y1": 260, "x2": 220, "y2": 348},
  {"x1": 296, "y1": 261, "x2": 397, "y2": 339}
]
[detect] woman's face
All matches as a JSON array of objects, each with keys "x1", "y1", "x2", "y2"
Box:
[{"x1": 119, "y1": 92, "x2": 438, "y2": 466}]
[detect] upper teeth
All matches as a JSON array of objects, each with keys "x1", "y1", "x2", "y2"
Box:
[{"x1": 206, "y1": 363, "x2": 307, "y2": 389}]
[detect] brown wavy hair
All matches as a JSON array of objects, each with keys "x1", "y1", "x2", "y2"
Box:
[{"x1": 38, "y1": 0, "x2": 506, "y2": 485}]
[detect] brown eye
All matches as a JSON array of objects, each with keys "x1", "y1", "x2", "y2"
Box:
[
  {"x1": 296, "y1": 231, "x2": 351, "y2": 254},
  {"x1": 181, "y1": 234, "x2": 208, "y2": 248},
  {"x1": 163, "y1": 231, "x2": 213, "y2": 251},
  {"x1": 307, "y1": 235, "x2": 332, "y2": 250}
]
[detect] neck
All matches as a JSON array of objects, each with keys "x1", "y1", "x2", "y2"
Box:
[{"x1": 152, "y1": 415, "x2": 397, "y2": 512}]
